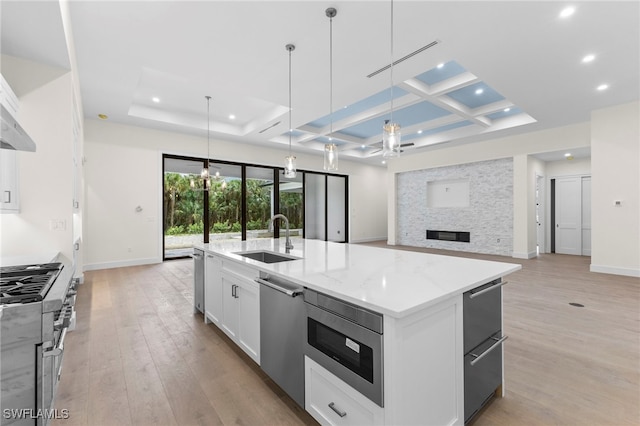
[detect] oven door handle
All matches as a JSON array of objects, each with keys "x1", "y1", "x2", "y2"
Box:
[
  {"x1": 255, "y1": 278, "x2": 302, "y2": 297},
  {"x1": 44, "y1": 327, "x2": 68, "y2": 357}
]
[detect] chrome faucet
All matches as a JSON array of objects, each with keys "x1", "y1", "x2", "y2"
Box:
[{"x1": 268, "y1": 214, "x2": 293, "y2": 253}]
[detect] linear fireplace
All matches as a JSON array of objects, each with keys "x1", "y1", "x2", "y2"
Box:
[{"x1": 426, "y1": 230, "x2": 470, "y2": 243}]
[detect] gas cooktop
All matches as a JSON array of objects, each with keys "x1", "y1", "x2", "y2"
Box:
[{"x1": 0, "y1": 263, "x2": 63, "y2": 304}]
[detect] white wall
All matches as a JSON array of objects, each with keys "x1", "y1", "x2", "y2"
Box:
[
  {"x1": 0, "y1": 73, "x2": 74, "y2": 260},
  {"x1": 546, "y1": 157, "x2": 591, "y2": 177},
  {"x1": 83, "y1": 119, "x2": 388, "y2": 270},
  {"x1": 590, "y1": 102, "x2": 639, "y2": 277},
  {"x1": 387, "y1": 122, "x2": 590, "y2": 251}
]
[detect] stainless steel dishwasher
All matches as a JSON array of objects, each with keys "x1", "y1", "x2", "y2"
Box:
[{"x1": 256, "y1": 272, "x2": 305, "y2": 407}]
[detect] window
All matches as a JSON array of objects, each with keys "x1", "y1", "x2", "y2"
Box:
[{"x1": 162, "y1": 154, "x2": 348, "y2": 260}]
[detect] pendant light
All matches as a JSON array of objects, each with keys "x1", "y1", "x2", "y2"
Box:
[
  {"x1": 284, "y1": 44, "x2": 297, "y2": 178},
  {"x1": 382, "y1": 0, "x2": 401, "y2": 158},
  {"x1": 324, "y1": 7, "x2": 338, "y2": 171},
  {"x1": 191, "y1": 95, "x2": 213, "y2": 191}
]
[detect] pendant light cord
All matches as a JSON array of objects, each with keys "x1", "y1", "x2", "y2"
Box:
[
  {"x1": 329, "y1": 13, "x2": 334, "y2": 140},
  {"x1": 288, "y1": 46, "x2": 292, "y2": 155},
  {"x1": 390, "y1": 0, "x2": 394, "y2": 123},
  {"x1": 206, "y1": 95, "x2": 211, "y2": 168}
]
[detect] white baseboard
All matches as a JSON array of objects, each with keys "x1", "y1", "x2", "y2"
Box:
[
  {"x1": 84, "y1": 257, "x2": 160, "y2": 272},
  {"x1": 512, "y1": 251, "x2": 537, "y2": 259},
  {"x1": 350, "y1": 236, "x2": 388, "y2": 243},
  {"x1": 590, "y1": 264, "x2": 640, "y2": 278}
]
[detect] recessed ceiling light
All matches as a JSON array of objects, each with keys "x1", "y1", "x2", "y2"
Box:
[
  {"x1": 597, "y1": 84, "x2": 609, "y2": 91},
  {"x1": 361, "y1": 144, "x2": 366, "y2": 149},
  {"x1": 229, "y1": 114, "x2": 236, "y2": 120},
  {"x1": 417, "y1": 130, "x2": 423, "y2": 134},
  {"x1": 475, "y1": 88, "x2": 484, "y2": 95},
  {"x1": 98, "y1": 113, "x2": 108, "y2": 120},
  {"x1": 559, "y1": 6, "x2": 576, "y2": 18},
  {"x1": 582, "y1": 54, "x2": 595, "y2": 63},
  {"x1": 381, "y1": 160, "x2": 386, "y2": 164},
  {"x1": 152, "y1": 97, "x2": 160, "y2": 103},
  {"x1": 437, "y1": 63, "x2": 444, "y2": 69},
  {"x1": 564, "y1": 152, "x2": 572, "y2": 157},
  {"x1": 503, "y1": 107, "x2": 511, "y2": 112}
]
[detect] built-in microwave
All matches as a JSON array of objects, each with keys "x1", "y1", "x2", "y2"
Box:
[{"x1": 304, "y1": 288, "x2": 384, "y2": 407}]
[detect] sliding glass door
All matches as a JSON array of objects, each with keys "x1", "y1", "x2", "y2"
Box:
[
  {"x1": 304, "y1": 173, "x2": 326, "y2": 240},
  {"x1": 208, "y1": 162, "x2": 242, "y2": 241},
  {"x1": 163, "y1": 157, "x2": 207, "y2": 259},
  {"x1": 245, "y1": 166, "x2": 275, "y2": 239},
  {"x1": 279, "y1": 171, "x2": 303, "y2": 238},
  {"x1": 304, "y1": 173, "x2": 348, "y2": 243}
]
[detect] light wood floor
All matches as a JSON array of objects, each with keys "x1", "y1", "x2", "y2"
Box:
[{"x1": 52, "y1": 244, "x2": 639, "y2": 426}]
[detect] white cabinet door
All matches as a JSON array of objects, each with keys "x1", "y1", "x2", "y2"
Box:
[
  {"x1": 237, "y1": 280, "x2": 260, "y2": 363},
  {"x1": 221, "y1": 273, "x2": 240, "y2": 341},
  {"x1": 0, "y1": 149, "x2": 19, "y2": 213},
  {"x1": 203, "y1": 255, "x2": 260, "y2": 364},
  {"x1": 204, "y1": 254, "x2": 223, "y2": 326},
  {"x1": 555, "y1": 176, "x2": 582, "y2": 255}
]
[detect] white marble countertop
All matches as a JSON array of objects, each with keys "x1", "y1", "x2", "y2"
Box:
[{"x1": 195, "y1": 238, "x2": 521, "y2": 318}]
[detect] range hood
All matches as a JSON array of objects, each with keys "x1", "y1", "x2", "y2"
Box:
[{"x1": 1, "y1": 103, "x2": 36, "y2": 152}]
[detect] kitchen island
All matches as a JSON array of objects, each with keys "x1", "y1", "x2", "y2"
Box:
[{"x1": 195, "y1": 238, "x2": 520, "y2": 425}]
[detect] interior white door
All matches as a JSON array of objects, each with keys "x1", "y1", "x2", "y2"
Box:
[
  {"x1": 581, "y1": 177, "x2": 592, "y2": 256},
  {"x1": 536, "y1": 175, "x2": 545, "y2": 254},
  {"x1": 555, "y1": 177, "x2": 582, "y2": 255}
]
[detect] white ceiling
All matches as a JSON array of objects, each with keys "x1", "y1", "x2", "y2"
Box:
[{"x1": 2, "y1": 1, "x2": 639, "y2": 166}]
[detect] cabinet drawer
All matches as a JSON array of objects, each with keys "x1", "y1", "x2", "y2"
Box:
[
  {"x1": 464, "y1": 332, "x2": 503, "y2": 423},
  {"x1": 305, "y1": 356, "x2": 383, "y2": 426},
  {"x1": 463, "y1": 278, "x2": 502, "y2": 353}
]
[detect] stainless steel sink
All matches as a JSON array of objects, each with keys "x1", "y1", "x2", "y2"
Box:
[{"x1": 235, "y1": 250, "x2": 301, "y2": 264}]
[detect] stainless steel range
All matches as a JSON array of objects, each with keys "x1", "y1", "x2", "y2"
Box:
[{"x1": 0, "y1": 256, "x2": 76, "y2": 426}]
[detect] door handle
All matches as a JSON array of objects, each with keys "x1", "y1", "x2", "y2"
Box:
[{"x1": 3, "y1": 191, "x2": 10, "y2": 203}]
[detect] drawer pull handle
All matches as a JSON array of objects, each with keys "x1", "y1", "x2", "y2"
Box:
[
  {"x1": 469, "y1": 281, "x2": 508, "y2": 299},
  {"x1": 328, "y1": 402, "x2": 346, "y2": 418},
  {"x1": 469, "y1": 335, "x2": 508, "y2": 366}
]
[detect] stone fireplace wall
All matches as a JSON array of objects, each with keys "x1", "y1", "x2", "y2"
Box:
[{"x1": 396, "y1": 158, "x2": 513, "y2": 256}]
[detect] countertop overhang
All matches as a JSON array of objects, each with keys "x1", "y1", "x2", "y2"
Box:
[{"x1": 195, "y1": 238, "x2": 521, "y2": 318}]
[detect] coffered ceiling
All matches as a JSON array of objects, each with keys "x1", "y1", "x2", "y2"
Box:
[{"x1": 2, "y1": 1, "x2": 639, "y2": 166}]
